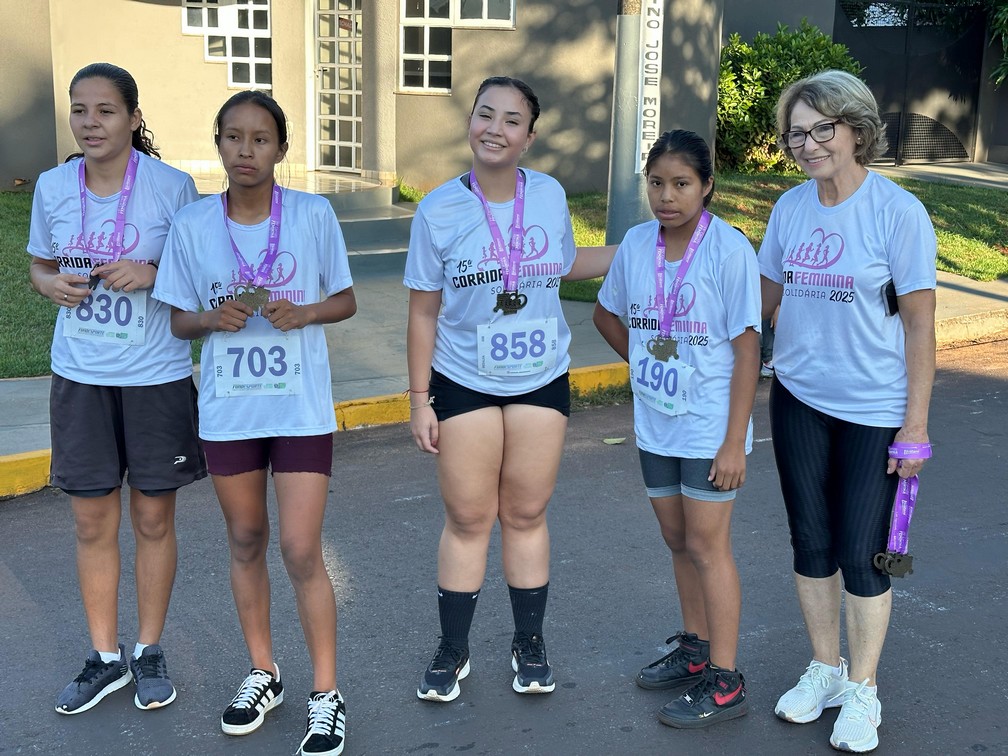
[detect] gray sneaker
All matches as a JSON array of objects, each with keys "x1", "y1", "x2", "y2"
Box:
[
  {"x1": 130, "y1": 644, "x2": 177, "y2": 710},
  {"x1": 55, "y1": 644, "x2": 132, "y2": 715}
]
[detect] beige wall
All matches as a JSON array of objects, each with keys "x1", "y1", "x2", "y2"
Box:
[
  {"x1": 394, "y1": 1, "x2": 618, "y2": 194},
  {"x1": 393, "y1": 0, "x2": 725, "y2": 194},
  {"x1": 46, "y1": 0, "x2": 311, "y2": 172},
  {"x1": 1, "y1": 0, "x2": 57, "y2": 191}
]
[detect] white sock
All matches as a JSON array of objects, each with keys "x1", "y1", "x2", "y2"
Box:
[
  {"x1": 98, "y1": 649, "x2": 121, "y2": 663},
  {"x1": 133, "y1": 642, "x2": 149, "y2": 659}
]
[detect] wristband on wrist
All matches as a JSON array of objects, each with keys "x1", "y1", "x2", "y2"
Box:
[{"x1": 410, "y1": 396, "x2": 434, "y2": 410}]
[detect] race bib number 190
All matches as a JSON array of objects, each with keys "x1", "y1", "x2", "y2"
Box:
[
  {"x1": 477, "y1": 317, "x2": 559, "y2": 376},
  {"x1": 63, "y1": 290, "x2": 147, "y2": 346},
  {"x1": 629, "y1": 343, "x2": 695, "y2": 417},
  {"x1": 213, "y1": 330, "x2": 303, "y2": 397}
]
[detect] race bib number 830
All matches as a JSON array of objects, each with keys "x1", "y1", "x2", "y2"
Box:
[{"x1": 63, "y1": 290, "x2": 147, "y2": 345}]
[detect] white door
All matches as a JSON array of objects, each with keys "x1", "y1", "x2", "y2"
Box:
[{"x1": 315, "y1": 0, "x2": 363, "y2": 171}]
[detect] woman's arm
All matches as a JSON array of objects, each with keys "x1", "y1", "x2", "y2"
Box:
[
  {"x1": 709, "y1": 326, "x2": 760, "y2": 491},
  {"x1": 890, "y1": 288, "x2": 936, "y2": 478},
  {"x1": 563, "y1": 245, "x2": 617, "y2": 282},
  {"x1": 592, "y1": 301, "x2": 630, "y2": 363},
  {"x1": 264, "y1": 287, "x2": 357, "y2": 332},
  {"x1": 761, "y1": 276, "x2": 783, "y2": 321},
  {"x1": 407, "y1": 288, "x2": 443, "y2": 454}
]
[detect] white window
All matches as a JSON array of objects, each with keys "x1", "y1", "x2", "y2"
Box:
[
  {"x1": 399, "y1": 0, "x2": 515, "y2": 93},
  {"x1": 182, "y1": 0, "x2": 273, "y2": 89}
]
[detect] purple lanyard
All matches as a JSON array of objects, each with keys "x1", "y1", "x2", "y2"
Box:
[
  {"x1": 469, "y1": 170, "x2": 526, "y2": 292},
  {"x1": 654, "y1": 210, "x2": 711, "y2": 338},
  {"x1": 77, "y1": 148, "x2": 139, "y2": 263},
  {"x1": 220, "y1": 184, "x2": 283, "y2": 287},
  {"x1": 885, "y1": 442, "x2": 932, "y2": 553}
]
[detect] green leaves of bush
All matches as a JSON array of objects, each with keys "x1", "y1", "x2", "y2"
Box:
[{"x1": 717, "y1": 20, "x2": 862, "y2": 173}]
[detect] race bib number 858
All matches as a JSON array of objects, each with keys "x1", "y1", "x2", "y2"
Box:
[{"x1": 477, "y1": 317, "x2": 559, "y2": 376}]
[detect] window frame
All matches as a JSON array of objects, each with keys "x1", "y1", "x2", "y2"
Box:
[{"x1": 181, "y1": 0, "x2": 273, "y2": 90}]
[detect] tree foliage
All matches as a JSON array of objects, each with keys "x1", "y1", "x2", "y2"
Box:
[{"x1": 716, "y1": 21, "x2": 862, "y2": 173}]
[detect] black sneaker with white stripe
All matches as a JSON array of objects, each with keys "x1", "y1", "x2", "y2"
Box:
[
  {"x1": 298, "y1": 689, "x2": 346, "y2": 756},
  {"x1": 221, "y1": 665, "x2": 284, "y2": 736}
]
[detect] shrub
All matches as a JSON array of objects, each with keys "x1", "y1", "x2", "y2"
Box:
[{"x1": 717, "y1": 20, "x2": 862, "y2": 173}]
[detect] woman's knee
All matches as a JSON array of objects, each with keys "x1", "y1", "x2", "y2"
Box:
[
  {"x1": 131, "y1": 507, "x2": 174, "y2": 541},
  {"x1": 227, "y1": 524, "x2": 269, "y2": 563},
  {"x1": 498, "y1": 501, "x2": 547, "y2": 534},
  {"x1": 279, "y1": 537, "x2": 324, "y2": 584}
]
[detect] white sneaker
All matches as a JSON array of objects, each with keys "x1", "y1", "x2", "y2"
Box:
[
  {"x1": 760, "y1": 361, "x2": 775, "y2": 378},
  {"x1": 830, "y1": 680, "x2": 882, "y2": 753},
  {"x1": 774, "y1": 657, "x2": 848, "y2": 723}
]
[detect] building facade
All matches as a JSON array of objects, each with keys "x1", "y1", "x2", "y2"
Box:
[{"x1": 2, "y1": 0, "x2": 1004, "y2": 195}]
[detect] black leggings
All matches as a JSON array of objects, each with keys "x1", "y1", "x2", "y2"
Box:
[{"x1": 769, "y1": 378, "x2": 899, "y2": 597}]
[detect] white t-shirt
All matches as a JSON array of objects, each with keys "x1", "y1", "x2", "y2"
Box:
[
  {"x1": 403, "y1": 170, "x2": 577, "y2": 395},
  {"x1": 758, "y1": 171, "x2": 937, "y2": 427},
  {"x1": 154, "y1": 188, "x2": 353, "y2": 441},
  {"x1": 598, "y1": 217, "x2": 761, "y2": 458},
  {"x1": 27, "y1": 153, "x2": 198, "y2": 386}
]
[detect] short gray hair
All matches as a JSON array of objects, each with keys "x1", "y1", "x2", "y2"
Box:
[{"x1": 776, "y1": 69, "x2": 887, "y2": 165}]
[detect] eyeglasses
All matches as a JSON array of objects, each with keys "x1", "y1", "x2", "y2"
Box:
[{"x1": 781, "y1": 120, "x2": 844, "y2": 149}]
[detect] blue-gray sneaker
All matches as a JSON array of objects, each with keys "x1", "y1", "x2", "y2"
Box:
[
  {"x1": 130, "y1": 644, "x2": 177, "y2": 710},
  {"x1": 55, "y1": 644, "x2": 132, "y2": 715}
]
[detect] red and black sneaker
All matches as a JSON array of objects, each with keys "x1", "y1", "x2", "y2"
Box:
[
  {"x1": 636, "y1": 631, "x2": 710, "y2": 690},
  {"x1": 657, "y1": 664, "x2": 748, "y2": 729}
]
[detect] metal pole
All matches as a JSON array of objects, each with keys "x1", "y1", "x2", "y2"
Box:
[{"x1": 605, "y1": 1, "x2": 649, "y2": 245}]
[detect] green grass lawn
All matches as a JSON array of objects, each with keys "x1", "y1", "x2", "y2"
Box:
[{"x1": 3, "y1": 173, "x2": 1006, "y2": 379}]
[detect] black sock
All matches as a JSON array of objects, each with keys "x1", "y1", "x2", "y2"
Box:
[
  {"x1": 508, "y1": 582, "x2": 549, "y2": 637},
  {"x1": 438, "y1": 586, "x2": 479, "y2": 649}
]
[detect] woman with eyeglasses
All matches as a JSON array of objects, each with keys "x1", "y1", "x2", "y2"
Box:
[{"x1": 758, "y1": 70, "x2": 936, "y2": 754}]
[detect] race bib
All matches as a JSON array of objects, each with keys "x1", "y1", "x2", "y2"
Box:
[
  {"x1": 212, "y1": 329, "x2": 303, "y2": 397},
  {"x1": 63, "y1": 289, "x2": 147, "y2": 346},
  {"x1": 629, "y1": 342, "x2": 695, "y2": 417},
  {"x1": 476, "y1": 317, "x2": 559, "y2": 376}
]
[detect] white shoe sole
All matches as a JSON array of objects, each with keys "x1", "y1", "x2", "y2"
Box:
[
  {"x1": 221, "y1": 690, "x2": 284, "y2": 735},
  {"x1": 55, "y1": 669, "x2": 133, "y2": 715},
  {"x1": 511, "y1": 655, "x2": 555, "y2": 694},
  {"x1": 135, "y1": 686, "x2": 177, "y2": 710},
  {"x1": 417, "y1": 659, "x2": 470, "y2": 702}
]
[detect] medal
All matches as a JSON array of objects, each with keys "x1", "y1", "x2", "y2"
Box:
[
  {"x1": 651, "y1": 210, "x2": 711, "y2": 360},
  {"x1": 221, "y1": 184, "x2": 283, "y2": 309},
  {"x1": 235, "y1": 284, "x2": 270, "y2": 311},
  {"x1": 469, "y1": 170, "x2": 529, "y2": 315},
  {"x1": 646, "y1": 335, "x2": 678, "y2": 362},
  {"x1": 494, "y1": 290, "x2": 527, "y2": 315}
]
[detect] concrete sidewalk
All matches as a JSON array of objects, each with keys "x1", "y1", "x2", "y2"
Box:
[
  {"x1": 3, "y1": 159, "x2": 1008, "y2": 498},
  {"x1": 3, "y1": 258, "x2": 1006, "y2": 498}
]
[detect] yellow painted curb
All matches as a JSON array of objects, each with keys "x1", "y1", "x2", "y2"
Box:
[
  {"x1": 335, "y1": 393, "x2": 410, "y2": 430},
  {"x1": 0, "y1": 449, "x2": 51, "y2": 499},
  {"x1": 570, "y1": 362, "x2": 629, "y2": 394},
  {"x1": 0, "y1": 365, "x2": 632, "y2": 496},
  {"x1": 333, "y1": 362, "x2": 631, "y2": 431}
]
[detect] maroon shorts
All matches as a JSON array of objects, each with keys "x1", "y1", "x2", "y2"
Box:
[{"x1": 203, "y1": 434, "x2": 333, "y2": 476}]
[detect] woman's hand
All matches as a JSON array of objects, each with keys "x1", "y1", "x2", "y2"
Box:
[
  {"x1": 201, "y1": 300, "x2": 254, "y2": 333},
  {"x1": 709, "y1": 441, "x2": 746, "y2": 491},
  {"x1": 410, "y1": 404, "x2": 439, "y2": 454},
  {"x1": 91, "y1": 260, "x2": 157, "y2": 292},
  {"x1": 887, "y1": 426, "x2": 930, "y2": 478}
]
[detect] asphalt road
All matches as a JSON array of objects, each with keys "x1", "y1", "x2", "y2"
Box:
[{"x1": 1, "y1": 341, "x2": 1005, "y2": 755}]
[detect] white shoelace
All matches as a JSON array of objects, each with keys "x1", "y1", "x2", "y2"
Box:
[
  {"x1": 297, "y1": 690, "x2": 345, "y2": 752},
  {"x1": 230, "y1": 670, "x2": 272, "y2": 709}
]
